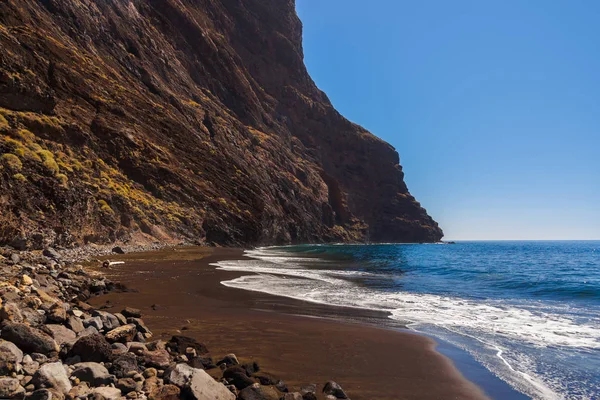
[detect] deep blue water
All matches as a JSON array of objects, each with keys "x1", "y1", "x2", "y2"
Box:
[{"x1": 213, "y1": 241, "x2": 600, "y2": 399}]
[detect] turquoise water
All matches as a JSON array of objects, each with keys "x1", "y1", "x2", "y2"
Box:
[{"x1": 213, "y1": 241, "x2": 600, "y2": 399}]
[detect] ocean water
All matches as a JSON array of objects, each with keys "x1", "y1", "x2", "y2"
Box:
[{"x1": 212, "y1": 241, "x2": 600, "y2": 400}]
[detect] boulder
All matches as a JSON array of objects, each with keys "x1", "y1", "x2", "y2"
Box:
[
  {"x1": 142, "y1": 376, "x2": 161, "y2": 394},
  {"x1": 127, "y1": 318, "x2": 152, "y2": 335},
  {"x1": 223, "y1": 366, "x2": 254, "y2": 390},
  {"x1": 165, "y1": 363, "x2": 195, "y2": 387},
  {"x1": 66, "y1": 316, "x2": 84, "y2": 334},
  {"x1": 188, "y1": 356, "x2": 216, "y2": 370},
  {"x1": 322, "y1": 381, "x2": 348, "y2": 399},
  {"x1": 68, "y1": 334, "x2": 112, "y2": 362},
  {"x1": 111, "y1": 353, "x2": 140, "y2": 378},
  {"x1": 0, "y1": 302, "x2": 24, "y2": 323},
  {"x1": 92, "y1": 311, "x2": 121, "y2": 331},
  {"x1": 82, "y1": 316, "x2": 103, "y2": 331},
  {"x1": 141, "y1": 348, "x2": 171, "y2": 369},
  {"x1": 46, "y1": 305, "x2": 66, "y2": 323},
  {"x1": 186, "y1": 368, "x2": 235, "y2": 400},
  {"x1": 91, "y1": 386, "x2": 122, "y2": 400},
  {"x1": 68, "y1": 383, "x2": 91, "y2": 398},
  {"x1": 1, "y1": 322, "x2": 59, "y2": 355},
  {"x1": 32, "y1": 362, "x2": 71, "y2": 394},
  {"x1": 105, "y1": 324, "x2": 136, "y2": 343},
  {"x1": 149, "y1": 384, "x2": 180, "y2": 400},
  {"x1": 71, "y1": 362, "x2": 113, "y2": 386},
  {"x1": 116, "y1": 377, "x2": 140, "y2": 393},
  {"x1": 112, "y1": 247, "x2": 125, "y2": 254},
  {"x1": 26, "y1": 388, "x2": 54, "y2": 400},
  {"x1": 0, "y1": 339, "x2": 24, "y2": 374},
  {"x1": 22, "y1": 354, "x2": 40, "y2": 376},
  {"x1": 166, "y1": 335, "x2": 208, "y2": 355},
  {"x1": 282, "y1": 394, "x2": 303, "y2": 400},
  {"x1": 121, "y1": 307, "x2": 142, "y2": 318},
  {"x1": 237, "y1": 383, "x2": 280, "y2": 400},
  {"x1": 216, "y1": 354, "x2": 239, "y2": 367},
  {"x1": 44, "y1": 325, "x2": 76, "y2": 347},
  {"x1": 42, "y1": 248, "x2": 61, "y2": 260},
  {"x1": 0, "y1": 378, "x2": 25, "y2": 399}
]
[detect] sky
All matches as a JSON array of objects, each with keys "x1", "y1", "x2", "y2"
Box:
[{"x1": 295, "y1": 0, "x2": 600, "y2": 240}]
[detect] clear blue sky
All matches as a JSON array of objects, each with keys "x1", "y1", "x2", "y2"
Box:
[{"x1": 296, "y1": 0, "x2": 600, "y2": 240}]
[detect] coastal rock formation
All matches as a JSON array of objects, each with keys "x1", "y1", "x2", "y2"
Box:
[{"x1": 0, "y1": 0, "x2": 443, "y2": 247}]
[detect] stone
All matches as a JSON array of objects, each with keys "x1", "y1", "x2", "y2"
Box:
[
  {"x1": 166, "y1": 336, "x2": 208, "y2": 355},
  {"x1": 148, "y1": 384, "x2": 180, "y2": 400},
  {"x1": 322, "y1": 381, "x2": 348, "y2": 399},
  {"x1": 275, "y1": 380, "x2": 288, "y2": 393},
  {"x1": 46, "y1": 305, "x2": 67, "y2": 323},
  {"x1": 78, "y1": 326, "x2": 99, "y2": 337},
  {"x1": 186, "y1": 368, "x2": 236, "y2": 400},
  {"x1": 82, "y1": 316, "x2": 103, "y2": 331},
  {"x1": 188, "y1": 356, "x2": 215, "y2": 370},
  {"x1": 68, "y1": 383, "x2": 91, "y2": 398},
  {"x1": 42, "y1": 248, "x2": 61, "y2": 260},
  {"x1": 92, "y1": 311, "x2": 121, "y2": 331},
  {"x1": 1, "y1": 322, "x2": 59, "y2": 355},
  {"x1": 44, "y1": 325, "x2": 76, "y2": 346},
  {"x1": 26, "y1": 388, "x2": 54, "y2": 400},
  {"x1": 127, "y1": 342, "x2": 147, "y2": 354},
  {"x1": 0, "y1": 339, "x2": 24, "y2": 374},
  {"x1": 216, "y1": 354, "x2": 239, "y2": 367},
  {"x1": 22, "y1": 355, "x2": 40, "y2": 376},
  {"x1": 32, "y1": 362, "x2": 72, "y2": 394},
  {"x1": 114, "y1": 313, "x2": 128, "y2": 325},
  {"x1": 300, "y1": 384, "x2": 317, "y2": 395},
  {"x1": 141, "y1": 348, "x2": 171, "y2": 369},
  {"x1": 116, "y1": 378, "x2": 140, "y2": 393},
  {"x1": 111, "y1": 353, "x2": 140, "y2": 378},
  {"x1": 0, "y1": 302, "x2": 24, "y2": 323},
  {"x1": 121, "y1": 307, "x2": 141, "y2": 318},
  {"x1": 71, "y1": 362, "x2": 113, "y2": 386},
  {"x1": 223, "y1": 366, "x2": 254, "y2": 390},
  {"x1": 282, "y1": 394, "x2": 303, "y2": 400},
  {"x1": 0, "y1": 378, "x2": 25, "y2": 399},
  {"x1": 142, "y1": 376, "x2": 161, "y2": 394},
  {"x1": 142, "y1": 368, "x2": 157, "y2": 378},
  {"x1": 105, "y1": 324, "x2": 137, "y2": 343},
  {"x1": 112, "y1": 247, "x2": 125, "y2": 254},
  {"x1": 302, "y1": 394, "x2": 317, "y2": 400},
  {"x1": 91, "y1": 386, "x2": 122, "y2": 400},
  {"x1": 237, "y1": 383, "x2": 279, "y2": 400},
  {"x1": 68, "y1": 334, "x2": 112, "y2": 362},
  {"x1": 21, "y1": 275, "x2": 33, "y2": 286},
  {"x1": 112, "y1": 342, "x2": 128, "y2": 354},
  {"x1": 127, "y1": 318, "x2": 151, "y2": 335},
  {"x1": 30, "y1": 353, "x2": 47, "y2": 364},
  {"x1": 165, "y1": 363, "x2": 194, "y2": 387},
  {"x1": 66, "y1": 316, "x2": 84, "y2": 334}
]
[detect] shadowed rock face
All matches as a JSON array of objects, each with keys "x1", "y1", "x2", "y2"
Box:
[{"x1": 0, "y1": 0, "x2": 443, "y2": 247}]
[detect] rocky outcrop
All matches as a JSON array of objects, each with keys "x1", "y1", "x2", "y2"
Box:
[{"x1": 0, "y1": 0, "x2": 442, "y2": 247}]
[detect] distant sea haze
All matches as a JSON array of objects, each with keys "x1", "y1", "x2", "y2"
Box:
[{"x1": 212, "y1": 241, "x2": 600, "y2": 400}]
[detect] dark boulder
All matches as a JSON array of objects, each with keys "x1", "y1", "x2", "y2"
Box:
[
  {"x1": 166, "y1": 335, "x2": 208, "y2": 355},
  {"x1": 111, "y1": 353, "x2": 140, "y2": 378},
  {"x1": 0, "y1": 322, "x2": 59, "y2": 355},
  {"x1": 121, "y1": 307, "x2": 141, "y2": 318},
  {"x1": 323, "y1": 381, "x2": 348, "y2": 399},
  {"x1": 223, "y1": 366, "x2": 254, "y2": 390},
  {"x1": 238, "y1": 384, "x2": 280, "y2": 400},
  {"x1": 68, "y1": 334, "x2": 112, "y2": 362}
]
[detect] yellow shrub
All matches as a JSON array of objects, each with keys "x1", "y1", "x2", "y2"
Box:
[
  {"x1": 17, "y1": 129, "x2": 36, "y2": 143},
  {"x1": 97, "y1": 199, "x2": 114, "y2": 214},
  {"x1": 36, "y1": 149, "x2": 59, "y2": 174},
  {"x1": 1, "y1": 153, "x2": 22, "y2": 171},
  {"x1": 56, "y1": 173, "x2": 68, "y2": 186},
  {"x1": 12, "y1": 173, "x2": 26, "y2": 182},
  {"x1": 0, "y1": 115, "x2": 9, "y2": 131}
]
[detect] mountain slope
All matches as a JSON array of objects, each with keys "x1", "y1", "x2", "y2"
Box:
[{"x1": 0, "y1": 0, "x2": 442, "y2": 248}]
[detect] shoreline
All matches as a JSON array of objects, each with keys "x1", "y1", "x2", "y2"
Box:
[{"x1": 89, "y1": 246, "x2": 492, "y2": 400}]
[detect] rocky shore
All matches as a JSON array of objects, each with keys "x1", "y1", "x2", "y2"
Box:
[{"x1": 0, "y1": 246, "x2": 350, "y2": 400}]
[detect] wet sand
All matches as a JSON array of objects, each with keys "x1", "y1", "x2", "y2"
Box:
[{"x1": 89, "y1": 246, "x2": 489, "y2": 400}]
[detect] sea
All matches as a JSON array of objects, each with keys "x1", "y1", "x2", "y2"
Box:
[{"x1": 212, "y1": 241, "x2": 600, "y2": 400}]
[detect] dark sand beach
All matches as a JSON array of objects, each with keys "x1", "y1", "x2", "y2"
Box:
[{"x1": 89, "y1": 246, "x2": 489, "y2": 400}]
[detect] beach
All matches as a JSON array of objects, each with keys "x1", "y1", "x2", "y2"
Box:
[{"x1": 89, "y1": 246, "x2": 489, "y2": 400}]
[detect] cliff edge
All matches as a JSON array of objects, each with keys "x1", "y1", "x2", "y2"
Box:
[{"x1": 0, "y1": 0, "x2": 443, "y2": 247}]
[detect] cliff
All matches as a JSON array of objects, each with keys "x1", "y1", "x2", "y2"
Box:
[{"x1": 0, "y1": 0, "x2": 443, "y2": 248}]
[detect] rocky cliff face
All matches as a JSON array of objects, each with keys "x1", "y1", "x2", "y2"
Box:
[{"x1": 0, "y1": 0, "x2": 443, "y2": 247}]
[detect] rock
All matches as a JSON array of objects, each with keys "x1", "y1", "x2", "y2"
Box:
[
  {"x1": 92, "y1": 311, "x2": 121, "y2": 330},
  {"x1": 21, "y1": 275, "x2": 33, "y2": 286},
  {"x1": 10, "y1": 253, "x2": 21, "y2": 264},
  {"x1": 32, "y1": 362, "x2": 72, "y2": 394},
  {"x1": 223, "y1": 366, "x2": 254, "y2": 390},
  {"x1": 30, "y1": 353, "x2": 47, "y2": 364},
  {"x1": 82, "y1": 316, "x2": 103, "y2": 331},
  {"x1": 0, "y1": 302, "x2": 24, "y2": 323},
  {"x1": 105, "y1": 324, "x2": 137, "y2": 343},
  {"x1": 26, "y1": 388, "x2": 54, "y2": 400},
  {"x1": 127, "y1": 318, "x2": 151, "y2": 335},
  {"x1": 42, "y1": 248, "x2": 61, "y2": 260},
  {"x1": 44, "y1": 325, "x2": 76, "y2": 347},
  {"x1": 112, "y1": 342, "x2": 128, "y2": 354},
  {"x1": 237, "y1": 383, "x2": 280, "y2": 400},
  {"x1": 300, "y1": 384, "x2": 317, "y2": 395},
  {"x1": 275, "y1": 380, "x2": 288, "y2": 393},
  {"x1": 166, "y1": 336, "x2": 208, "y2": 355},
  {"x1": 91, "y1": 386, "x2": 122, "y2": 400},
  {"x1": 143, "y1": 368, "x2": 157, "y2": 378},
  {"x1": 22, "y1": 355, "x2": 40, "y2": 376},
  {"x1": 188, "y1": 356, "x2": 215, "y2": 370},
  {"x1": 116, "y1": 378, "x2": 140, "y2": 393},
  {"x1": 141, "y1": 348, "x2": 171, "y2": 369},
  {"x1": 46, "y1": 305, "x2": 67, "y2": 323},
  {"x1": 0, "y1": 378, "x2": 25, "y2": 399},
  {"x1": 68, "y1": 334, "x2": 112, "y2": 362},
  {"x1": 282, "y1": 394, "x2": 303, "y2": 400},
  {"x1": 112, "y1": 247, "x2": 125, "y2": 254},
  {"x1": 148, "y1": 384, "x2": 180, "y2": 400},
  {"x1": 322, "y1": 381, "x2": 348, "y2": 399},
  {"x1": 71, "y1": 362, "x2": 113, "y2": 386},
  {"x1": 142, "y1": 376, "x2": 161, "y2": 394},
  {"x1": 121, "y1": 307, "x2": 141, "y2": 318},
  {"x1": 165, "y1": 363, "x2": 195, "y2": 387},
  {"x1": 128, "y1": 342, "x2": 147, "y2": 354},
  {"x1": 111, "y1": 353, "x2": 140, "y2": 378},
  {"x1": 114, "y1": 313, "x2": 128, "y2": 326},
  {"x1": 186, "y1": 368, "x2": 236, "y2": 400},
  {"x1": 1, "y1": 322, "x2": 59, "y2": 355},
  {"x1": 216, "y1": 354, "x2": 239, "y2": 367},
  {"x1": 0, "y1": 339, "x2": 24, "y2": 374},
  {"x1": 302, "y1": 394, "x2": 317, "y2": 400},
  {"x1": 68, "y1": 383, "x2": 91, "y2": 398},
  {"x1": 78, "y1": 326, "x2": 99, "y2": 337},
  {"x1": 66, "y1": 316, "x2": 84, "y2": 334}
]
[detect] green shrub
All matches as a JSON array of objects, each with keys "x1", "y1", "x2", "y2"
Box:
[
  {"x1": 1, "y1": 153, "x2": 22, "y2": 171},
  {"x1": 98, "y1": 199, "x2": 114, "y2": 214},
  {"x1": 36, "y1": 149, "x2": 59, "y2": 174}
]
